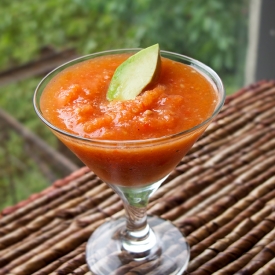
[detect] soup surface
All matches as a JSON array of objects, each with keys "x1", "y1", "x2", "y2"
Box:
[{"x1": 41, "y1": 54, "x2": 217, "y2": 140}]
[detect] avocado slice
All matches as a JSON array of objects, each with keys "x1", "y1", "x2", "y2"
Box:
[{"x1": 107, "y1": 44, "x2": 161, "y2": 101}]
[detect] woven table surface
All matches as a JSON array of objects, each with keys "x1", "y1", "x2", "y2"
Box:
[{"x1": 1, "y1": 80, "x2": 275, "y2": 275}]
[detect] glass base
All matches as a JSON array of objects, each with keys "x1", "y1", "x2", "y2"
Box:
[{"x1": 86, "y1": 216, "x2": 190, "y2": 275}]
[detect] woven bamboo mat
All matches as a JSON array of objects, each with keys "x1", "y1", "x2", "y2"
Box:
[{"x1": 1, "y1": 80, "x2": 275, "y2": 275}]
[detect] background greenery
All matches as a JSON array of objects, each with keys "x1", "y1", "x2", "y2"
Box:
[
  {"x1": 0, "y1": 0, "x2": 249, "y2": 209},
  {"x1": 1, "y1": 0, "x2": 248, "y2": 80}
]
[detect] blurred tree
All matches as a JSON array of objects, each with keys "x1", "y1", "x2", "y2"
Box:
[{"x1": 0, "y1": 0, "x2": 248, "y2": 80}]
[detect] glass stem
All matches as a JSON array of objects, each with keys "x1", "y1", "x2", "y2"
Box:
[
  {"x1": 123, "y1": 200, "x2": 150, "y2": 238},
  {"x1": 121, "y1": 195, "x2": 157, "y2": 256},
  {"x1": 110, "y1": 181, "x2": 163, "y2": 256}
]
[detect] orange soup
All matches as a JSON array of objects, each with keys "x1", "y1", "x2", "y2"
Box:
[
  {"x1": 41, "y1": 54, "x2": 217, "y2": 140},
  {"x1": 41, "y1": 54, "x2": 218, "y2": 186}
]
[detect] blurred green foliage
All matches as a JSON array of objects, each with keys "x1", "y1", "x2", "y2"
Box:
[
  {"x1": 0, "y1": 131, "x2": 50, "y2": 209},
  {"x1": 0, "y1": 78, "x2": 58, "y2": 146},
  {"x1": 0, "y1": 0, "x2": 248, "y2": 81}
]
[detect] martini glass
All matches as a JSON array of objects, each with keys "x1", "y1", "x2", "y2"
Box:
[{"x1": 34, "y1": 49, "x2": 225, "y2": 275}]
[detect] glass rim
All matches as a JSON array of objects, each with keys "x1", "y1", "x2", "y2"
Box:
[{"x1": 33, "y1": 48, "x2": 225, "y2": 147}]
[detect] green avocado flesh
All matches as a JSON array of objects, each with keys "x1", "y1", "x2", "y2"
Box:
[{"x1": 106, "y1": 44, "x2": 161, "y2": 101}]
